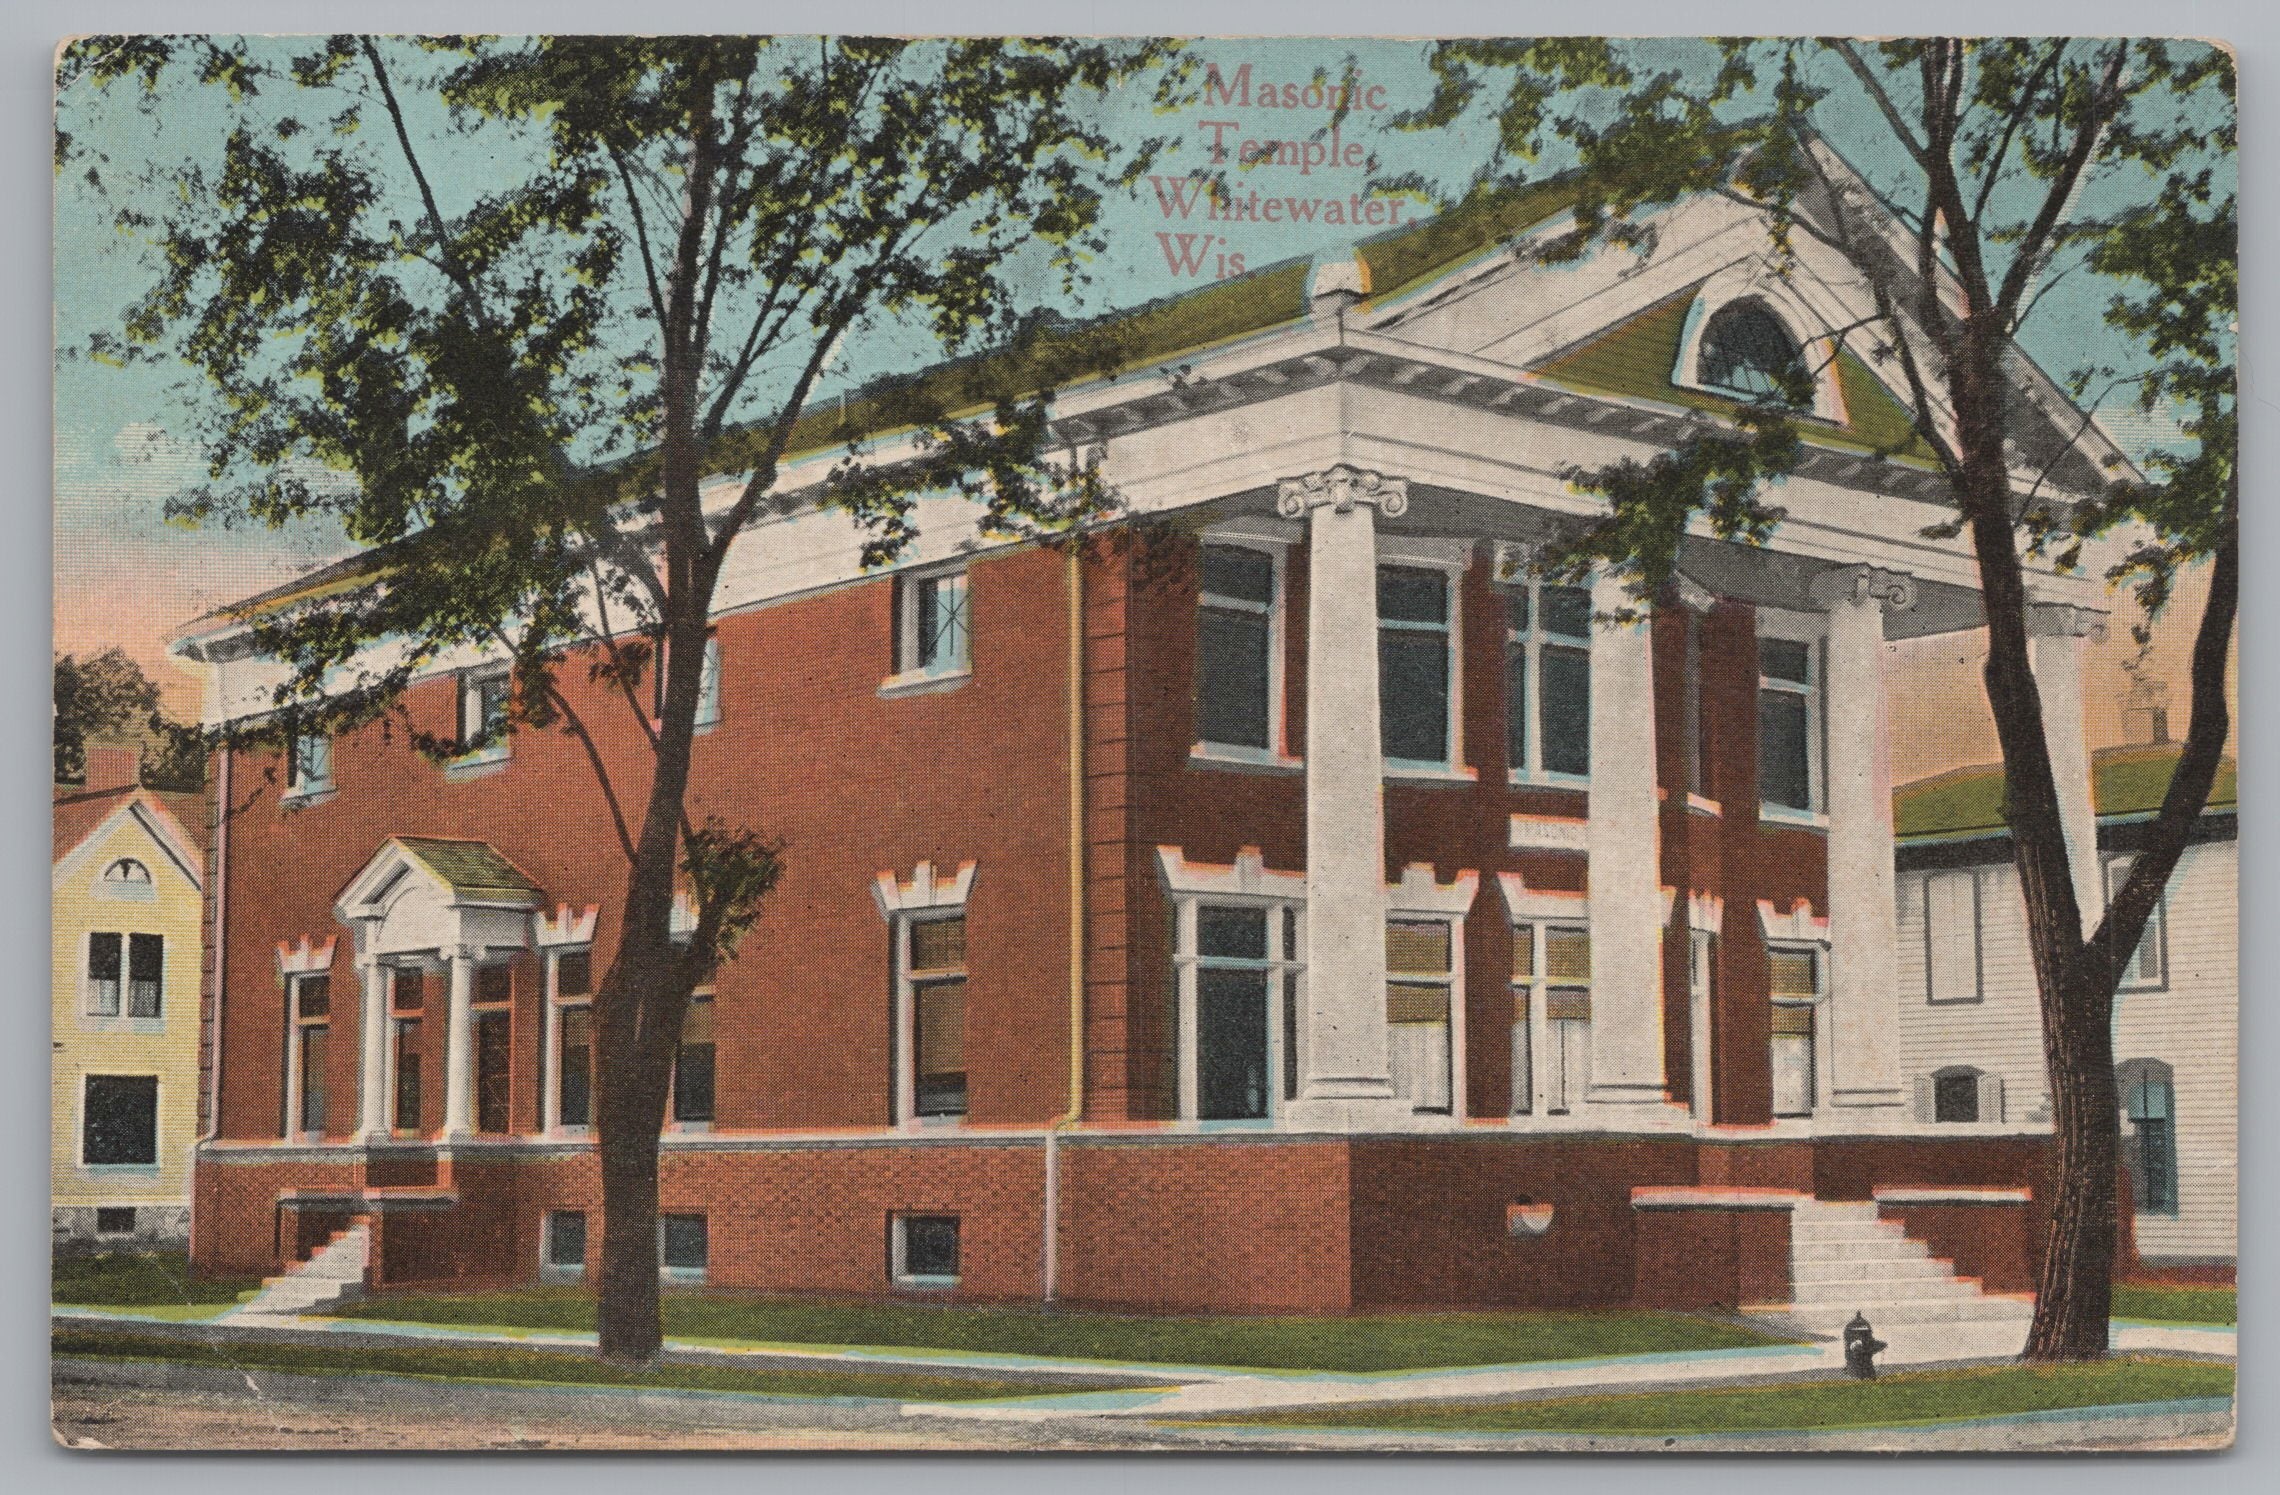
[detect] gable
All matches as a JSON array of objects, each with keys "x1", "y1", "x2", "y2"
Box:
[
  {"x1": 54, "y1": 798, "x2": 203, "y2": 900},
  {"x1": 1529, "y1": 282, "x2": 1938, "y2": 465}
]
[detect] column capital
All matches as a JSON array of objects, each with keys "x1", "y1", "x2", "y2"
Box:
[
  {"x1": 447, "y1": 942, "x2": 483, "y2": 965},
  {"x1": 1276, "y1": 464, "x2": 1408, "y2": 519},
  {"x1": 2026, "y1": 601, "x2": 2110, "y2": 641},
  {"x1": 1808, "y1": 563, "x2": 1917, "y2": 613}
]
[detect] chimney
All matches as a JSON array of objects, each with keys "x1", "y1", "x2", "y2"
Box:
[
  {"x1": 82, "y1": 736, "x2": 143, "y2": 793},
  {"x1": 2119, "y1": 677, "x2": 2172, "y2": 747},
  {"x1": 1308, "y1": 252, "x2": 1370, "y2": 323}
]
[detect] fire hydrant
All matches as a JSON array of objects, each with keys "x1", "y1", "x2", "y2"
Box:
[{"x1": 1843, "y1": 1312, "x2": 1887, "y2": 1380}]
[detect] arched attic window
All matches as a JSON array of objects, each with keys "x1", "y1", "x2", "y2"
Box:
[
  {"x1": 1696, "y1": 301, "x2": 1809, "y2": 403},
  {"x1": 103, "y1": 858, "x2": 151, "y2": 886}
]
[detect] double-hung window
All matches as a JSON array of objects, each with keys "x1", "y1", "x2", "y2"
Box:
[
  {"x1": 654, "y1": 631, "x2": 723, "y2": 728},
  {"x1": 472, "y1": 965, "x2": 513, "y2": 1134},
  {"x1": 286, "y1": 973, "x2": 330, "y2": 1138},
  {"x1": 390, "y1": 966, "x2": 425, "y2": 1135},
  {"x1": 1505, "y1": 580, "x2": 1592, "y2": 781},
  {"x1": 1757, "y1": 634, "x2": 1821, "y2": 816},
  {"x1": 1380, "y1": 566, "x2": 1455, "y2": 769},
  {"x1": 1195, "y1": 543, "x2": 1279, "y2": 754},
  {"x1": 2104, "y1": 855, "x2": 2169, "y2": 990},
  {"x1": 673, "y1": 991, "x2": 716, "y2": 1126},
  {"x1": 2119, "y1": 1060, "x2": 2179, "y2": 1215},
  {"x1": 84, "y1": 932, "x2": 162, "y2": 1017},
  {"x1": 1387, "y1": 919, "x2": 1456, "y2": 1114},
  {"x1": 1188, "y1": 905, "x2": 1293, "y2": 1122},
  {"x1": 548, "y1": 949, "x2": 594, "y2": 1132},
  {"x1": 896, "y1": 569, "x2": 970, "y2": 679},
  {"x1": 458, "y1": 668, "x2": 512, "y2": 763},
  {"x1": 1921, "y1": 870, "x2": 1984, "y2": 1004},
  {"x1": 85, "y1": 932, "x2": 122, "y2": 1017},
  {"x1": 899, "y1": 915, "x2": 968, "y2": 1120},
  {"x1": 1511, "y1": 923, "x2": 1591, "y2": 1115},
  {"x1": 286, "y1": 733, "x2": 333, "y2": 797},
  {"x1": 1767, "y1": 944, "x2": 1823, "y2": 1118}
]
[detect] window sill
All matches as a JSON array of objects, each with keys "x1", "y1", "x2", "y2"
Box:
[
  {"x1": 908, "y1": 1114, "x2": 967, "y2": 1131},
  {"x1": 878, "y1": 667, "x2": 971, "y2": 700},
  {"x1": 94, "y1": 885, "x2": 158, "y2": 903},
  {"x1": 445, "y1": 753, "x2": 511, "y2": 782},
  {"x1": 1189, "y1": 743, "x2": 1304, "y2": 774},
  {"x1": 1758, "y1": 807, "x2": 1830, "y2": 832},
  {"x1": 660, "y1": 1267, "x2": 708, "y2": 1285},
  {"x1": 1685, "y1": 793, "x2": 1722, "y2": 817},
  {"x1": 665, "y1": 1121, "x2": 713, "y2": 1136},
  {"x1": 79, "y1": 1163, "x2": 162, "y2": 1177},
  {"x1": 893, "y1": 1274, "x2": 960, "y2": 1291},
  {"x1": 1508, "y1": 770, "x2": 1589, "y2": 791},
  {"x1": 540, "y1": 1265, "x2": 586, "y2": 1284},
  {"x1": 1386, "y1": 761, "x2": 1479, "y2": 784},
  {"x1": 281, "y1": 786, "x2": 338, "y2": 810},
  {"x1": 80, "y1": 1017, "x2": 167, "y2": 1036}
]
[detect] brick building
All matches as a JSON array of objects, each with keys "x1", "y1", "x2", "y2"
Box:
[{"x1": 173, "y1": 150, "x2": 2139, "y2": 1316}]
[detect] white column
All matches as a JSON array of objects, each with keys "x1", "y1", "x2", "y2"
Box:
[
  {"x1": 1812, "y1": 565, "x2": 1915, "y2": 1111},
  {"x1": 1277, "y1": 465, "x2": 1404, "y2": 1114},
  {"x1": 1584, "y1": 571, "x2": 1668, "y2": 1108},
  {"x1": 2030, "y1": 604, "x2": 2107, "y2": 933},
  {"x1": 356, "y1": 955, "x2": 391, "y2": 1142},
  {"x1": 442, "y1": 944, "x2": 477, "y2": 1140}
]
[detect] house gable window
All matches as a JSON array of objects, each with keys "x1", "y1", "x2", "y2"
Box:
[
  {"x1": 1922, "y1": 869, "x2": 1984, "y2": 1004},
  {"x1": 895, "y1": 568, "x2": 970, "y2": 680},
  {"x1": 2104, "y1": 855, "x2": 2169, "y2": 990},
  {"x1": 286, "y1": 733, "x2": 333, "y2": 797},
  {"x1": 1757, "y1": 633, "x2": 1822, "y2": 818},
  {"x1": 99, "y1": 858, "x2": 155, "y2": 900},
  {"x1": 1697, "y1": 301, "x2": 1808, "y2": 403},
  {"x1": 82, "y1": 1074, "x2": 159, "y2": 1167},
  {"x1": 1195, "y1": 542, "x2": 1280, "y2": 755},
  {"x1": 1380, "y1": 564, "x2": 1456, "y2": 770},
  {"x1": 1505, "y1": 578, "x2": 1591, "y2": 782}
]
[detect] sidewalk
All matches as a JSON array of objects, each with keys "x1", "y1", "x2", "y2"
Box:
[{"x1": 52, "y1": 1304, "x2": 2234, "y2": 1427}]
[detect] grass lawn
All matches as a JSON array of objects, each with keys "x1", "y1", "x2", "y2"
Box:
[
  {"x1": 333, "y1": 1288, "x2": 1797, "y2": 1372},
  {"x1": 2112, "y1": 1285, "x2": 2236, "y2": 1326},
  {"x1": 51, "y1": 1326, "x2": 1107, "y2": 1404},
  {"x1": 1204, "y1": 1356, "x2": 2235, "y2": 1435},
  {"x1": 52, "y1": 1253, "x2": 261, "y2": 1318}
]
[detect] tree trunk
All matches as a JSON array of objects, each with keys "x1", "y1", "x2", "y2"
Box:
[
  {"x1": 595, "y1": 1075, "x2": 665, "y2": 1364},
  {"x1": 2024, "y1": 955, "x2": 2121, "y2": 1360}
]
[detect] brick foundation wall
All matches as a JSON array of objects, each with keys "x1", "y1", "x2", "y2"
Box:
[
  {"x1": 1874, "y1": 1198, "x2": 2035, "y2": 1294},
  {"x1": 1633, "y1": 1206, "x2": 1794, "y2": 1310}
]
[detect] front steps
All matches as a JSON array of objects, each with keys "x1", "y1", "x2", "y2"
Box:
[
  {"x1": 229, "y1": 1222, "x2": 370, "y2": 1321},
  {"x1": 1764, "y1": 1201, "x2": 2033, "y2": 1336}
]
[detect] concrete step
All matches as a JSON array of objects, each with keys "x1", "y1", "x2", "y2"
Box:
[
  {"x1": 1779, "y1": 1296, "x2": 2034, "y2": 1332},
  {"x1": 1792, "y1": 1235, "x2": 1928, "y2": 1262},
  {"x1": 1793, "y1": 1274, "x2": 1982, "y2": 1305},
  {"x1": 1791, "y1": 1255, "x2": 1953, "y2": 1285},
  {"x1": 233, "y1": 1223, "x2": 370, "y2": 1320},
  {"x1": 1790, "y1": 1219, "x2": 1909, "y2": 1241}
]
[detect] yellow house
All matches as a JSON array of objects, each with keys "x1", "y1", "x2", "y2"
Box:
[{"x1": 52, "y1": 743, "x2": 206, "y2": 1254}]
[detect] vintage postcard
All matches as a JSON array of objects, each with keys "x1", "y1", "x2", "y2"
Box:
[{"x1": 51, "y1": 35, "x2": 2236, "y2": 1450}]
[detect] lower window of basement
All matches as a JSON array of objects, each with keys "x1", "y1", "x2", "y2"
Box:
[{"x1": 892, "y1": 1213, "x2": 960, "y2": 1287}]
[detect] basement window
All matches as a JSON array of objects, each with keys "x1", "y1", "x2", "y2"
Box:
[
  {"x1": 543, "y1": 1210, "x2": 587, "y2": 1281},
  {"x1": 892, "y1": 1214, "x2": 960, "y2": 1288},
  {"x1": 660, "y1": 1213, "x2": 709, "y2": 1281},
  {"x1": 95, "y1": 1206, "x2": 138, "y2": 1237}
]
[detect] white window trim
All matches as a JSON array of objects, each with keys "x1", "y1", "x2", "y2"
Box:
[
  {"x1": 283, "y1": 732, "x2": 335, "y2": 801},
  {"x1": 882, "y1": 564, "x2": 972, "y2": 694},
  {"x1": 1668, "y1": 272, "x2": 1850, "y2": 424},
  {"x1": 2104, "y1": 854, "x2": 2170, "y2": 991},
  {"x1": 1686, "y1": 892, "x2": 1723, "y2": 1122},
  {"x1": 283, "y1": 970, "x2": 331, "y2": 1142},
  {"x1": 1920, "y1": 869, "x2": 1986, "y2": 1005},
  {"x1": 875, "y1": 862, "x2": 976, "y2": 1128},
  {"x1": 1502, "y1": 573, "x2": 1594, "y2": 788},
  {"x1": 1385, "y1": 876, "x2": 1472, "y2": 1119},
  {"x1": 1377, "y1": 547, "x2": 1473, "y2": 781},
  {"x1": 454, "y1": 667, "x2": 513, "y2": 768},
  {"x1": 78, "y1": 1073, "x2": 162, "y2": 1174},
  {"x1": 1191, "y1": 532, "x2": 1300, "y2": 770},
  {"x1": 1172, "y1": 894, "x2": 1305, "y2": 1127},
  {"x1": 1765, "y1": 938, "x2": 1833, "y2": 1119},
  {"x1": 1755, "y1": 610, "x2": 1826, "y2": 825},
  {"x1": 541, "y1": 946, "x2": 595, "y2": 1137},
  {"x1": 890, "y1": 1213, "x2": 962, "y2": 1289}
]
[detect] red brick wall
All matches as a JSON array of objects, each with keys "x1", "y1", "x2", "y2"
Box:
[
  {"x1": 1056, "y1": 1137, "x2": 1353, "y2": 1312},
  {"x1": 1347, "y1": 1137, "x2": 1701, "y2": 1309},
  {"x1": 213, "y1": 545, "x2": 1079, "y2": 1144},
  {"x1": 1634, "y1": 1207, "x2": 1794, "y2": 1310}
]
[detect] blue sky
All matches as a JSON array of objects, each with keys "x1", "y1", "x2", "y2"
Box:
[{"x1": 52, "y1": 37, "x2": 2229, "y2": 717}]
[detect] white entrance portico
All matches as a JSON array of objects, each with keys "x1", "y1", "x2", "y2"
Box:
[{"x1": 334, "y1": 837, "x2": 543, "y2": 1144}]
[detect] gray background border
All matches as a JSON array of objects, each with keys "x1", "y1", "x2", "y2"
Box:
[{"x1": 7, "y1": 0, "x2": 2265, "y2": 1485}]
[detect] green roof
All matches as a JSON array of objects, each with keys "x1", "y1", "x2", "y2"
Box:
[
  {"x1": 1532, "y1": 283, "x2": 1938, "y2": 464},
  {"x1": 1894, "y1": 744, "x2": 2237, "y2": 842},
  {"x1": 395, "y1": 836, "x2": 543, "y2": 903}
]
